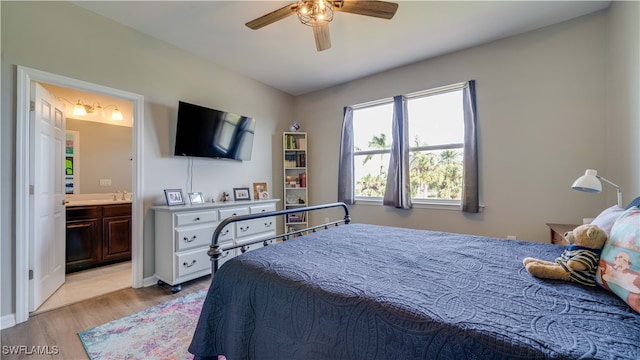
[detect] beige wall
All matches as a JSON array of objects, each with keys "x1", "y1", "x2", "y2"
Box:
[
  {"x1": 606, "y1": 1, "x2": 640, "y2": 202},
  {"x1": 295, "y1": 4, "x2": 638, "y2": 242},
  {"x1": 1, "y1": 1, "x2": 294, "y2": 318}
]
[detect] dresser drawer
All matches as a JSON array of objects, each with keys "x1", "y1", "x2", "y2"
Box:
[
  {"x1": 175, "y1": 247, "x2": 210, "y2": 278},
  {"x1": 219, "y1": 207, "x2": 249, "y2": 220},
  {"x1": 175, "y1": 210, "x2": 218, "y2": 227},
  {"x1": 236, "y1": 217, "x2": 276, "y2": 238},
  {"x1": 218, "y1": 207, "x2": 249, "y2": 239},
  {"x1": 250, "y1": 203, "x2": 276, "y2": 214},
  {"x1": 213, "y1": 246, "x2": 234, "y2": 269},
  {"x1": 175, "y1": 224, "x2": 215, "y2": 251},
  {"x1": 236, "y1": 238, "x2": 275, "y2": 252},
  {"x1": 214, "y1": 224, "x2": 234, "y2": 242}
]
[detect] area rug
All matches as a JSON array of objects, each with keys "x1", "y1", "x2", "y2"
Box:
[{"x1": 78, "y1": 288, "x2": 207, "y2": 360}]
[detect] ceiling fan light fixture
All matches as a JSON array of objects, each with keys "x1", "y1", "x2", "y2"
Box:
[{"x1": 297, "y1": 0, "x2": 334, "y2": 26}]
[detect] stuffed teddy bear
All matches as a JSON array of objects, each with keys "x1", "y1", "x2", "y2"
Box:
[{"x1": 523, "y1": 224, "x2": 607, "y2": 286}]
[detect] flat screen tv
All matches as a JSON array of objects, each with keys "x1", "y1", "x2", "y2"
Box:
[{"x1": 174, "y1": 101, "x2": 255, "y2": 161}]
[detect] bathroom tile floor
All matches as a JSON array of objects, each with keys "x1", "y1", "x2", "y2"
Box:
[{"x1": 32, "y1": 261, "x2": 132, "y2": 315}]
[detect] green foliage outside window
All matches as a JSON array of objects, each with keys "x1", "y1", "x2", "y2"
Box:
[{"x1": 356, "y1": 134, "x2": 463, "y2": 200}]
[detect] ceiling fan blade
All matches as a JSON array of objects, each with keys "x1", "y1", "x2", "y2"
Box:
[
  {"x1": 334, "y1": 1, "x2": 398, "y2": 20},
  {"x1": 245, "y1": 3, "x2": 298, "y2": 30},
  {"x1": 312, "y1": 23, "x2": 331, "y2": 51}
]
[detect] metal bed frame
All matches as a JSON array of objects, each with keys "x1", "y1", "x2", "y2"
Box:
[{"x1": 208, "y1": 202, "x2": 351, "y2": 273}]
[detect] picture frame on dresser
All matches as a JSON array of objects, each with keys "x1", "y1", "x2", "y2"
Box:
[
  {"x1": 164, "y1": 189, "x2": 185, "y2": 206},
  {"x1": 189, "y1": 192, "x2": 205, "y2": 205},
  {"x1": 233, "y1": 187, "x2": 251, "y2": 201},
  {"x1": 252, "y1": 182, "x2": 268, "y2": 200}
]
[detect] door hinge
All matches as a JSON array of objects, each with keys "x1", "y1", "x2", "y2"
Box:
[
  {"x1": 29, "y1": 185, "x2": 34, "y2": 195},
  {"x1": 29, "y1": 269, "x2": 33, "y2": 280},
  {"x1": 30, "y1": 101, "x2": 35, "y2": 112}
]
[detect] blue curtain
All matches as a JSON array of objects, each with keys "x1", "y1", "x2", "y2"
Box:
[
  {"x1": 338, "y1": 106, "x2": 355, "y2": 204},
  {"x1": 383, "y1": 96, "x2": 412, "y2": 209},
  {"x1": 462, "y1": 80, "x2": 479, "y2": 213}
]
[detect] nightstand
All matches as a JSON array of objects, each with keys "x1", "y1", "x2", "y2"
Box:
[{"x1": 546, "y1": 223, "x2": 580, "y2": 245}]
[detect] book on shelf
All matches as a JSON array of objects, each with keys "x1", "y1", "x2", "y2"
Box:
[
  {"x1": 284, "y1": 134, "x2": 306, "y2": 150},
  {"x1": 284, "y1": 153, "x2": 306, "y2": 168}
]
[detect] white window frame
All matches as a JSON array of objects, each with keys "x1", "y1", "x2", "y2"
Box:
[{"x1": 352, "y1": 82, "x2": 467, "y2": 208}]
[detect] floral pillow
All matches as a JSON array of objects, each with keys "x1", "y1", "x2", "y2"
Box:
[{"x1": 595, "y1": 206, "x2": 640, "y2": 313}]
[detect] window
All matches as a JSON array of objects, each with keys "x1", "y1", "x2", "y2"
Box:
[{"x1": 351, "y1": 82, "x2": 468, "y2": 205}]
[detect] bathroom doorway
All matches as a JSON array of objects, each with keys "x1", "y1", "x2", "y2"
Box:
[
  {"x1": 15, "y1": 66, "x2": 144, "y2": 324},
  {"x1": 35, "y1": 83, "x2": 134, "y2": 313}
]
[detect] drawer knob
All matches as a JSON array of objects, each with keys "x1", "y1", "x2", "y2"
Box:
[
  {"x1": 193, "y1": 217, "x2": 200, "y2": 222},
  {"x1": 240, "y1": 226, "x2": 249, "y2": 232},
  {"x1": 183, "y1": 235, "x2": 197, "y2": 242},
  {"x1": 183, "y1": 260, "x2": 196, "y2": 268},
  {"x1": 222, "y1": 229, "x2": 229, "y2": 235},
  {"x1": 264, "y1": 221, "x2": 272, "y2": 227}
]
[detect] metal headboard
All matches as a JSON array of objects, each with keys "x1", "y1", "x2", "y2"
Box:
[{"x1": 208, "y1": 202, "x2": 351, "y2": 273}]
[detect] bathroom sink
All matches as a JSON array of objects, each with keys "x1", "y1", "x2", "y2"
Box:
[{"x1": 65, "y1": 199, "x2": 132, "y2": 206}]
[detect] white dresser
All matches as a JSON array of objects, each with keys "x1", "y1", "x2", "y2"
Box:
[{"x1": 152, "y1": 199, "x2": 278, "y2": 292}]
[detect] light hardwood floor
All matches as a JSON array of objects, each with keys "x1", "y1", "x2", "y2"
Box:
[
  {"x1": 1, "y1": 275, "x2": 210, "y2": 359},
  {"x1": 33, "y1": 262, "x2": 132, "y2": 315}
]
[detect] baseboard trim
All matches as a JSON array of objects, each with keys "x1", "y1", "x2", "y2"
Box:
[
  {"x1": 1, "y1": 313, "x2": 16, "y2": 330},
  {"x1": 142, "y1": 275, "x2": 158, "y2": 288}
]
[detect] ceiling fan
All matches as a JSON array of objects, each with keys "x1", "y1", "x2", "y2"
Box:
[{"x1": 245, "y1": 0, "x2": 399, "y2": 51}]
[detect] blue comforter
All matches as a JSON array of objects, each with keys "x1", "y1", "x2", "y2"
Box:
[{"x1": 189, "y1": 224, "x2": 640, "y2": 359}]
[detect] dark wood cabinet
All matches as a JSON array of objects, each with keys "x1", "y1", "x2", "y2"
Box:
[
  {"x1": 66, "y1": 206, "x2": 101, "y2": 272},
  {"x1": 66, "y1": 204, "x2": 131, "y2": 273},
  {"x1": 102, "y1": 205, "x2": 132, "y2": 262}
]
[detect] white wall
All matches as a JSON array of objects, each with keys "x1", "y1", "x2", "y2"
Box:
[
  {"x1": 295, "y1": 7, "x2": 638, "y2": 242},
  {"x1": 1, "y1": 2, "x2": 294, "y2": 317}
]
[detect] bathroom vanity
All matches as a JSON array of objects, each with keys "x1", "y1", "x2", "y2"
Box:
[{"x1": 65, "y1": 200, "x2": 132, "y2": 273}]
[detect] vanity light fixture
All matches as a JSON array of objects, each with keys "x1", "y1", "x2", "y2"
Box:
[{"x1": 59, "y1": 98, "x2": 124, "y2": 121}]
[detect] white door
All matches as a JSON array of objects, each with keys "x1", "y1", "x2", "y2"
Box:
[{"x1": 29, "y1": 82, "x2": 66, "y2": 312}]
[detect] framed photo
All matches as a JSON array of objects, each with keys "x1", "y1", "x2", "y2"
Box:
[
  {"x1": 233, "y1": 187, "x2": 251, "y2": 201},
  {"x1": 164, "y1": 189, "x2": 185, "y2": 206},
  {"x1": 253, "y1": 182, "x2": 268, "y2": 200},
  {"x1": 189, "y1": 192, "x2": 205, "y2": 205}
]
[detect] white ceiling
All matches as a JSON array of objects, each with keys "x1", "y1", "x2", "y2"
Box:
[{"x1": 72, "y1": 1, "x2": 611, "y2": 96}]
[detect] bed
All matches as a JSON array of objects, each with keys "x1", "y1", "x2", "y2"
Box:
[{"x1": 189, "y1": 203, "x2": 640, "y2": 360}]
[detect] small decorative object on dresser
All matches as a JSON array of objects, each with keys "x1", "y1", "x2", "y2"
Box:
[
  {"x1": 164, "y1": 189, "x2": 185, "y2": 206},
  {"x1": 252, "y1": 182, "x2": 268, "y2": 200},
  {"x1": 188, "y1": 192, "x2": 205, "y2": 205},
  {"x1": 233, "y1": 187, "x2": 251, "y2": 201}
]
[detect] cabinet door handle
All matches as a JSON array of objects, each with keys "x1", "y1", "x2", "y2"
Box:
[
  {"x1": 240, "y1": 225, "x2": 249, "y2": 232},
  {"x1": 264, "y1": 221, "x2": 272, "y2": 227},
  {"x1": 193, "y1": 217, "x2": 200, "y2": 222},
  {"x1": 232, "y1": 213, "x2": 237, "y2": 216},
  {"x1": 183, "y1": 260, "x2": 196, "y2": 268},
  {"x1": 261, "y1": 209, "x2": 266, "y2": 212},
  {"x1": 183, "y1": 235, "x2": 196, "y2": 243}
]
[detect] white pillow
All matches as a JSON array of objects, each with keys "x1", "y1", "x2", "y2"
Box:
[{"x1": 591, "y1": 205, "x2": 625, "y2": 235}]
